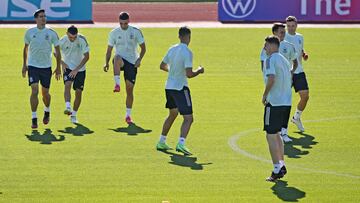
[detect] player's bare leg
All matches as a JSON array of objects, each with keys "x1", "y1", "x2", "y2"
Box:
[
  {"x1": 64, "y1": 81, "x2": 72, "y2": 115},
  {"x1": 266, "y1": 133, "x2": 286, "y2": 181},
  {"x1": 30, "y1": 83, "x2": 39, "y2": 128},
  {"x1": 176, "y1": 114, "x2": 194, "y2": 155},
  {"x1": 71, "y1": 89, "x2": 82, "y2": 124},
  {"x1": 161, "y1": 108, "x2": 179, "y2": 136},
  {"x1": 41, "y1": 86, "x2": 51, "y2": 124},
  {"x1": 125, "y1": 80, "x2": 134, "y2": 124},
  {"x1": 30, "y1": 83, "x2": 39, "y2": 113},
  {"x1": 297, "y1": 90, "x2": 309, "y2": 111},
  {"x1": 292, "y1": 90, "x2": 309, "y2": 132},
  {"x1": 156, "y1": 108, "x2": 178, "y2": 151},
  {"x1": 113, "y1": 55, "x2": 123, "y2": 92}
]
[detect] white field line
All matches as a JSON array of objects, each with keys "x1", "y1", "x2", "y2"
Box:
[{"x1": 228, "y1": 115, "x2": 360, "y2": 179}]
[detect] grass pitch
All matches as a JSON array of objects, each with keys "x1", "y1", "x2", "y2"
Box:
[{"x1": 0, "y1": 27, "x2": 359, "y2": 202}]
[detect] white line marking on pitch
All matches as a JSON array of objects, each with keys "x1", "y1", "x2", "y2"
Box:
[{"x1": 228, "y1": 116, "x2": 360, "y2": 179}]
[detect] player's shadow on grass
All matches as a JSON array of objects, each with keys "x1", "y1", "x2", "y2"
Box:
[
  {"x1": 159, "y1": 150, "x2": 212, "y2": 170},
  {"x1": 58, "y1": 123, "x2": 94, "y2": 136},
  {"x1": 285, "y1": 132, "x2": 318, "y2": 158},
  {"x1": 109, "y1": 123, "x2": 152, "y2": 136},
  {"x1": 25, "y1": 129, "x2": 65, "y2": 145},
  {"x1": 271, "y1": 180, "x2": 306, "y2": 202}
]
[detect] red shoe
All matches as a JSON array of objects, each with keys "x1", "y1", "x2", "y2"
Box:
[
  {"x1": 125, "y1": 116, "x2": 133, "y2": 124},
  {"x1": 113, "y1": 84, "x2": 120, "y2": 93}
]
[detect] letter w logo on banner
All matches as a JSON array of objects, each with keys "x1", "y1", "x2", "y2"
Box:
[{"x1": 222, "y1": 0, "x2": 257, "y2": 18}]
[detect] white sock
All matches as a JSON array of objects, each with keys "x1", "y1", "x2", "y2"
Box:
[
  {"x1": 178, "y1": 137, "x2": 186, "y2": 145},
  {"x1": 72, "y1": 111, "x2": 77, "y2": 116},
  {"x1": 281, "y1": 128, "x2": 288, "y2": 136},
  {"x1": 273, "y1": 163, "x2": 281, "y2": 174},
  {"x1": 44, "y1": 106, "x2": 50, "y2": 112},
  {"x1": 114, "y1": 75, "x2": 120, "y2": 85},
  {"x1": 159, "y1": 135, "x2": 167, "y2": 143},
  {"x1": 294, "y1": 108, "x2": 302, "y2": 119},
  {"x1": 66, "y1": 102, "x2": 71, "y2": 109},
  {"x1": 126, "y1": 108, "x2": 132, "y2": 117},
  {"x1": 279, "y1": 160, "x2": 285, "y2": 167},
  {"x1": 32, "y1": 112, "x2": 37, "y2": 119}
]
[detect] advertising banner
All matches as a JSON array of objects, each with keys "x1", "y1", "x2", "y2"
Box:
[
  {"x1": 0, "y1": 0, "x2": 92, "y2": 22},
  {"x1": 219, "y1": 0, "x2": 360, "y2": 22}
]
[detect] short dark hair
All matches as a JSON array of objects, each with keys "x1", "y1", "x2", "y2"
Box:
[
  {"x1": 34, "y1": 9, "x2": 45, "y2": 18},
  {"x1": 265, "y1": 35, "x2": 280, "y2": 47},
  {"x1": 119, "y1": 12, "x2": 130, "y2": 20},
  {"x1": 67, "y1": 25, "x2": 78, "y2": 35},
  {"x1": 272, "y1": 23, "x2": 285, "y2": 33},
  {"x1": 286, "y1": 16, "x2": 298, "y2": 22},
  {"x1": 179, "y1": 26, "x2": 191, "y2": 37}
]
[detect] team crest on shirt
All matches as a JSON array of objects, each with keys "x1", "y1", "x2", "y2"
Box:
[
  {"x1": 64, "y1": 75, "x2": 68, "y2": 80},
  {"x1": 130, "y1": 33, "x2": 134, "y2": 39},
  {"x1": 299, "y1": 39, "x2": 302, "y2": 44},
  {"x1": 118, "y1": 36, "x2": 122, "y2": 39},
  {"x1": 45, "y1": 34, "x2": 49, "y2": 40},
  {"x1": 283, "y1": 48, "x2": 288, "y2": 54},
  {"x1": 29, "y1": 77, "x2": 33, "y2": 83},
  {"x1": 32, "y1": 35, "x2": 36, "y2": 38}
]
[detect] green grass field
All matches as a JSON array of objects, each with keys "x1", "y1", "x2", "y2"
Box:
[{"x1": 0, "y1": 27, "x2": 359, "y2": 202}]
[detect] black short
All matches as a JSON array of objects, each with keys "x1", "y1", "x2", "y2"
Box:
[
  {"x1": 293, "y1": 72, "x2": 309, "y2": 92},
  {"x1": 113, "y1": 56, "x2": 137, "y2": 84},
  {"x1": 263, "y1": 103, "x2": 291, "y2": 134},
  {"x1": 165, "y1": 86, "x2": 193, "y2": 115},
  {"x1": 63, "y1": 68, "x2": 86, "y2": 91},
  {"x1": 28, "y1": 66, "x2": 52, "y2": 88}
]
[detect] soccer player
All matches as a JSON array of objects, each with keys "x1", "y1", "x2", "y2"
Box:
[
  {"x1": 156, "y1": 26, "x2": 204, "y2": 156},
  {"x1": 58, "y1": 25, "x2": 89, "y2": 123},
  {"x1": 260, "y1": 23, "x2": 298, "y2": 143},
  {"x1": 104, "y1": 12, "x2": 146, "y2": 124},
  {"x1": 262, "y1": 36, "x2": 292, "y2": 182},
  {"x1": 285, "y1": 16, "x2": 309, "y2": 132},
  {"x1": 22, "y1": 9, "x2": 61, "y2": 129}
]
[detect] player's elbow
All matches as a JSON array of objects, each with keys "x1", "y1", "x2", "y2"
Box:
[
  {"x1": 142, "y1": 45, "x2": 147, "y2": 53},
  {"x1": 84, "y1": 53, "x2": 90, "y2": 61},
  {"x1": 186, "y1": 68, "x2": 195, "y2": 78},
  {"x1": 160, "y1": 63, "x2": 167, "y2": 71},
  {"x1": 186, "y1": 72, "x2": 194, "y2": 78}
]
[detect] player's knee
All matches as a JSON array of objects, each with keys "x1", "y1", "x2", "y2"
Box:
[
  {"x1": 114, "y1": 56, "x2": 124, "y2": 67},
  {"x1": 169, "y1": 110, "x2": 178, "y2": 118},
  {"x1": 31, "y1": 89, "x2": 39, "y2": 96},
  {"x1": 65, "y1": 82, "x2": 72, "y2": 89},
  {"x1": 42, "y1": 91, "x2": 50, "y2": 98},
  {"x1": 75, "y1": 89, "x2": 82, "y2": 97},
  {"x1": 126, "y1": 83, "x2": 134, "y2": 93},
  {"x1": 184, "y1": 115, "x2": 194, "y2": 124}
]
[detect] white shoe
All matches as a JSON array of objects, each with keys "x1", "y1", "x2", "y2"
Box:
[
  {"x1": 70, "y1": 115, "x2": 78, "y2": 124},
  {"x1": 281, "y1": 134, "x2": 293, "y2": 143},
  {"x1": 291, "y1": 117, "x2": 305, "y2": 132}
]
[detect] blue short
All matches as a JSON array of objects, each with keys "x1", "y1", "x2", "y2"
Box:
[
  {"x1": 28, "y1": 66, "x2": 51, "y2": 88},
  {"x1": 63, "y1": 68, "x2": 86, "y2": 91},
  {"x1": 165, "y1": 86, "x2": 193, "y2": 115},
  {"x1": 293, "y1": 72, "x2": 309, "y2": 92},
  {"x1": 113, "y1": 56, "x2": 137, "y2": 84}
]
